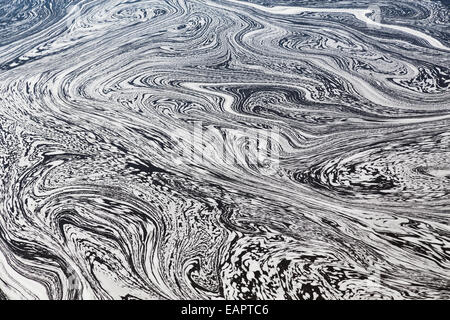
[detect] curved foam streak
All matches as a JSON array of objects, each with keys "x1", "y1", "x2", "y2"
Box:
[{"x1": 225, "y1": 0, "x2": 450, "y2": 51}]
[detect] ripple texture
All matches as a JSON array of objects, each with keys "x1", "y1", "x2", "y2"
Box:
[{"x1": 0, "y1": 0, "x2": 449, "y2": 300}]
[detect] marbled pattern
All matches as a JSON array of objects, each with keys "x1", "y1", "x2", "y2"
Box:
[{"x1": 0, "y1": 0, "x2": 449, "y2": 300}]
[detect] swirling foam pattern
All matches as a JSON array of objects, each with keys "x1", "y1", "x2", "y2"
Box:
[{"x1": 0, "y1": 0, "x2": 449, "y2": 300}]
